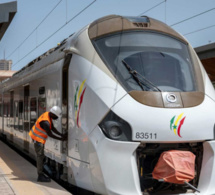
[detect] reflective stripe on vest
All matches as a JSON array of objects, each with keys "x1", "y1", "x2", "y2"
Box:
[
  {"x1": 30, "y1": 128, "x2": 47, "y2": 141},
  {"x1": 34, "y1": 125, "x2": 48, "y2": 136}
]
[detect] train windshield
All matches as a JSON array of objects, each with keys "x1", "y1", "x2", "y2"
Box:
[{"x1": 93, "y1": 31, "x2": 197, "y2": 92}]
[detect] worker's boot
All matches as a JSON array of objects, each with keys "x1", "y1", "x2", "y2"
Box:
[{"x1": 37, "y1": 174, "x2": 51, "y2": 182}]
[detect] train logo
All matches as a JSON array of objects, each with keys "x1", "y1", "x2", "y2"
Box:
[
  {"x1": 170, "y1": 113, "x2": 186, "y2": 138},
  {"x1": 74, "y1": 79, "x2": 87, "y2": 128}
]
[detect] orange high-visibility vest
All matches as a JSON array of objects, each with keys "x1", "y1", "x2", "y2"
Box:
[{"x1": 29, "y1": 112, "x2": 52, "y2": 144}]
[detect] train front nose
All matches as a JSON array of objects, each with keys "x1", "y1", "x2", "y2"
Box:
[
  {"x1": 89, "y1": 14, "x2": 215, "y2": 195},
  {"x1": 90, "y1": 95, "x2": 215, "y2": 195},
  {"x1": 98, "y1": 90, "x2": 215, "y2": 194}
]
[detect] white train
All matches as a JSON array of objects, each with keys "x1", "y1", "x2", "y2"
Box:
[{"x1": 1, "y1": 15, "x2": 215, "y2": 195}]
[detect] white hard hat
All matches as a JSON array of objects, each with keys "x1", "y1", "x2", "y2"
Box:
[{"x1": 50, "y1": 106, "x2": 62, "y2": 118}]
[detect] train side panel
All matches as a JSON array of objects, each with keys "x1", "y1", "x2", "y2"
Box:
[{"x1": 0, "y1": 56, "x2": 66, "y2": 165}]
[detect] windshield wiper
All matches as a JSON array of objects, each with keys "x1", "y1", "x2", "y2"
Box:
[
  {"x1": 122, "y1": 60, "x2": 145, "y2": 91},
  {"x1": 122, "y1": 60, "x2": 162, "y2": 92}
]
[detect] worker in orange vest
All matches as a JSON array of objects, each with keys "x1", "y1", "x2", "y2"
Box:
[{"x1": 29, "y1": 106, "x2": 67, "y2": 182}]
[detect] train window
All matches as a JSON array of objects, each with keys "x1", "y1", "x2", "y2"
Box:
[
  {"x1": 14, "y1": 101, "x2": 19, "y2": 130},
  {"x1": 39, "y1": 86, "x2": 45, "y2": 95},
  {"x1": 18, "y1": 101, "x2": 23, "y2": 131},
  {"x1": 38, "y1": 97, "x2": 46, "y2": 117},
  {"x1": 3, "y1": 102, "x2": 8, "y2": 117},
  {"x1": 24, "y1": 85, "x2": 29, "y2": 121},
  {"x1": 30, "y1": 98, "x2": 37, "y2": 129},
  {"x1": 93, "y1": 31, "x2": 197, "y2": 92},
  {"x1": 24, "y1": 85, "x2": 30, "y2": 131},
  {"x1": 3, "y1": 102, "x2": 6, "y2": 117},
  {"x1": 8, "y1": 102, "x2": 10, "y2": 117}
]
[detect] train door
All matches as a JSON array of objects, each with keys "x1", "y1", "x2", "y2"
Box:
[
  {"x1": 18, "y1": 100, "x2": 24, "y2": 132},
  {"x1": 23, "y1": 85, "x2": 30, "y2": 152},
  {"x1": 14, "y1": 101, "x2": 19, "y2": 130},
  {"x1": 62, "y1": 54, "x2": 72, "y2": 156},
  {"x1": 2, "y1": 92, "x2": 10, "y2": 138},
  {"x1": 10, "y1": 91, "x2": 14, "y2": 142},
  {"x1": 14, "y1": 100, "x2": 19, "y2": 144}
]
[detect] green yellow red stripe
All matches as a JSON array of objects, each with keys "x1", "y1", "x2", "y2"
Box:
[
  {"x1": 74, "y1": 79, "x2": 87, "y2": 128},
  {"x1": 173, "y1": 113, "x2": 184, "y2": 135},
  {"x1": 76, "y1": 79, "x2": 86, "y2": 106}
]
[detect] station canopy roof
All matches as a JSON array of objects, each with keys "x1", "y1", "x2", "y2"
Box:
[{"x1": 0, "y1": 1, "x2": 17, "y2": 41}]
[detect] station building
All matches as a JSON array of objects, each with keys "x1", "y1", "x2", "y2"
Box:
[{"x1": 195, "y1": 43, "x2": 215, "y2": 85}]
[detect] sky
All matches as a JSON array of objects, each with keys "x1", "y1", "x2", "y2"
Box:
[{"x1": 0, "y1": 0, "x2": 215, "y2": 71}]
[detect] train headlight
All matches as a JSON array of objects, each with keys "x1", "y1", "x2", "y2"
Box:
[
  {"x1": 99, "y1": 110, "x2": 132, "y2": 141},
  {"x1": 104, "y1": 121, "x2": 122, "y2": 139},
  {"x1": 109, "y1": 125, "x2": 122, "y2": 138}
]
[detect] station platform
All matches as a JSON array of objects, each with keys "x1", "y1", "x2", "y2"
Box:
[{"x1": 0, "y1": 140, "x2": 72, "y2": 195}]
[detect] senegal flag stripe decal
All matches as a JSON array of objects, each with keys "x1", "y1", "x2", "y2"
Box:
[
  {"x1": 174, "y1": 113, "x2": 184, "y2": 134},
  {"x1": 74, "y1": 79, "x2": 87, "y2": 128},
  {"x1": 76, "y1": 79, "x2": 87, "y2": 106},
  {"x1": 170, "y1": 113, "x2": 186, "y2": 138},
  {"x1": 178, "y1": 117, "x2": 186, "y2": 137},
  {"x1": 170, "y1": 116, "x2": 175, "y2": 130}
]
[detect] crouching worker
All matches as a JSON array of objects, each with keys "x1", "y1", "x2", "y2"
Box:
[{"x1": 29, "y1": 106, "x2": 67, "y2": 182}]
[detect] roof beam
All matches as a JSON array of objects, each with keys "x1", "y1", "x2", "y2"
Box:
[{"x1": 0, "y1": 1, "x2": 17, "y2": 41}]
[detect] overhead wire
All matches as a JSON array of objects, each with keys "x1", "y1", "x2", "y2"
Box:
[
  {"x1": 139, "y1": 0, "x2": 166, "y2": 16},
  {"x1": 10, "y1": 0, "x2": 97, "y2": 69},
  {"x1": 6, "y1": 0, "x2": 64, "y2": 60},
  {"x1": 171, "y1": 7, "x2": 215, "y2": 37},
  {"x1": 170, "y1": 7, "x2": 215, "y2": 27},
  {"x1": 138, "y1": 3, "x2": 215, "y2": 40},
  {"x1": 183, "y1": 24, "x2": 215, "y2": 36}
]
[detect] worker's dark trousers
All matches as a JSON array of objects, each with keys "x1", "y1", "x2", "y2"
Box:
[{"x1": 34, "y1": 141, "x2": 45, "y2": 175}]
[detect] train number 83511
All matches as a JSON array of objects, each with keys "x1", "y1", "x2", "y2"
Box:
[{"x1": 135, "y1": 132, "x2": 157, "y2": 139}]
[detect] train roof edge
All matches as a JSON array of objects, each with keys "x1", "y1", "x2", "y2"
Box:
[{"x1": 88, "y1": 15, "x2": 186, "y2": 43}]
